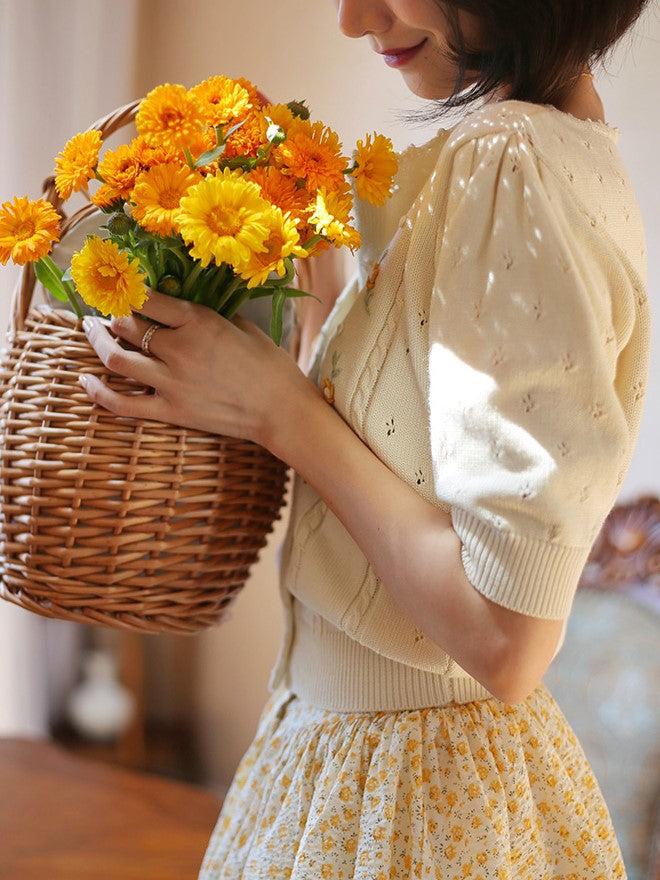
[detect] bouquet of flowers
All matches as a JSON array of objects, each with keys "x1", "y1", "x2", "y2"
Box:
[
  {"x1": 0, "y1": 76, "x2": 398, "y2": 634},
  {"x1": 0, "y1": 75, "x2": 398, "y2": 344}
]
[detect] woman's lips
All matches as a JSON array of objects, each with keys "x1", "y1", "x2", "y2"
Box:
[{"x1": 378, "y1": 39, "x2": 426, "y2": 68}]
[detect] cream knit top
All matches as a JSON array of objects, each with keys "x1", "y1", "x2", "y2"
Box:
[{"x1": 270, "y1": 100, "x2": 651, "y2": 712}]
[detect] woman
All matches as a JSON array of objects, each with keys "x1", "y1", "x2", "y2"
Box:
[{"x1": 80, "y1": 1, "x2": 652, "y2": 876}]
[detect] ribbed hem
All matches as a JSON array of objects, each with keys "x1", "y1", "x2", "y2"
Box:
[
  {"x1": 288, "y1": 601, "x2": 493, "y2": 713},
  {"x1": 451, "y1": 507, "x2": 590, "y2": 619}
]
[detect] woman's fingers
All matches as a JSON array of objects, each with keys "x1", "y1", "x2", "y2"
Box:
[
  {"x1": 78, "y1": 371, "x2": 170, "y2": 422},
  {"x1": 109, "y1": 314, "x2": 171, "y2": 358},
  {"x1": 133, "y1": 288, "x2": 197, "y2": 327},
  {"x1": 82, "y1": 316, "x2": 167, "y2": 385}
]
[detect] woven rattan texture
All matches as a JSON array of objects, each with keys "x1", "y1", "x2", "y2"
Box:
[{"x1": 0, "y1": 306, "x2": 288, "y2": 634}]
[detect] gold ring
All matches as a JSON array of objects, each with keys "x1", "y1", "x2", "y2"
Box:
[{"x1": 141, "y1": 322, "x2": 160, "y2": 356}]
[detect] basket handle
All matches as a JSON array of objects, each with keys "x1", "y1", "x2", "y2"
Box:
[{"x1": 11, "y1": 98, "x2": 142, "y2": 332}]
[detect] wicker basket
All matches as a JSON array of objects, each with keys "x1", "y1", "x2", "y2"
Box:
[{"x1": 0, "y1": 101, "x2": 288, "y2": 634}]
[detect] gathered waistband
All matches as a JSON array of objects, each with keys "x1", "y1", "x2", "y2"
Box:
[{"x1": 287, "y1": 599, "x2": 494, "y2": 713}]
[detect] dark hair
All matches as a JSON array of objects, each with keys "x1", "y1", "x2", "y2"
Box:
[{"x1": 436, "y1": 0, "x2": 653, "y2": 113}]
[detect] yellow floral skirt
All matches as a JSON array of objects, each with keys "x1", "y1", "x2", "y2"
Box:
[{"x1": 198, "y1": 684, "x2": 626, "y2": 880}]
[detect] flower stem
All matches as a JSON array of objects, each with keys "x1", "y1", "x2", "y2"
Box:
[
  {"x1": 182, "y1": 260, "x2": 204, "y2": 298},
  {"x1": 66, "y1": 285, "x2": 84, "y2": 319},
  {"x1": 214, "y1": 275, "x2": 243, "y2": 315}
]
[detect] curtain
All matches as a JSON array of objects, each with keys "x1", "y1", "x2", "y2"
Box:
[{"x1": 0, "y1": 0, "x2": 142, "y2": 736}]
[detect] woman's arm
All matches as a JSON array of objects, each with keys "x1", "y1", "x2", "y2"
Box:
[
  {"x1": 81, "y1": 293, "x2": 563, "y2": 704},
  {"x1": 265, "y1": 365, "x2": 564, "y2": 705}
]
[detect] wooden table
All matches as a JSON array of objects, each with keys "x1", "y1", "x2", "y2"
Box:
[{"x1": 0, "y1": 738, "x2": 222, "y2": 880}]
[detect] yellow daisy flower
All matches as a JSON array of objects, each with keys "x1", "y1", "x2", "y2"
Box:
[
  {"x1": 190, "y1": 75, "x2": 252, "y2": 128},
  {"x1": 136, "y1": 83, "x2": 206, "y2": 153},
  {"x1": 54, "y1": 130, "x2": 103, "y2": 200},
  {"x1": 277, "y1": 121, "x2": 346, "y2": 192},
  {"x1": 131, "y1": 162, "x2": 202, "y2": 237},
  {"x1": 70, "y1": 237, "x2": 148, "y2": 317},
  {"x1": 178, "y1": 168, "x2": 274, "y2": 271},
  {"x1": 223, "y1": 110, "x2": 269, "y2": 160},
  {"x1": 308, "y1": 186, "x2": 361, "y2": 252},
  {"x1": 0, "y1": 196, "x2": 61, "y2": 266},
  {"x1": 91, "y1": 144, "x2": 141, "y2": 208},
  {"x1": 352, "y1": 133, "x2": 398, "y2": 206},
  {"x1": 240, "y1": 208, "x2": 308, "y2": 288}
]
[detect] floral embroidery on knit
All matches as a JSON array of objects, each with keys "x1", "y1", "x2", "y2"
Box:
[
  {"x1": 322, "y1": 352, "x2": 341, "y2": 406},
  {"x1": 364, "y1": 255, "x2": 384, "y2": 315}
]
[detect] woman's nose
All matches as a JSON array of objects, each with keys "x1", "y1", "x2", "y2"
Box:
[{"x1": 335, "y1": 0, "x2": 391, "y2": 38}]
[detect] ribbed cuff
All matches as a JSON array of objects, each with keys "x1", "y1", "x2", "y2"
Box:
[{"x1": 450, "y1": 507, "x2": 590, "y2": 619}]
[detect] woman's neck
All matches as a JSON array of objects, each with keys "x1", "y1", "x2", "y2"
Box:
[
  {"x1": 491, "y1": 73, "x2": 606, "y2": 125},
  {"x1": 555, "y1": 74, "x2": 606, "y2": 124}
]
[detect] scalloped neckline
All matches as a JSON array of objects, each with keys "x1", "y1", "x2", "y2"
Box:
[{"x1": 539, "y1": 101, "x2": 619, "y2": 139}]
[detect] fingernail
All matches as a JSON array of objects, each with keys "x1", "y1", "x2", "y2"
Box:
[
  {"x1": 78, "y1": 375, "x2": 90, "y2": 390},
  {"x1": 82, "y1": 317, "x2": 94, "y2": 335}
]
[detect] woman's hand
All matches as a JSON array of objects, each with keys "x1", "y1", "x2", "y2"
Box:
[{"x1": 78, "y1": 289, "x2": 318, "y2": 448}]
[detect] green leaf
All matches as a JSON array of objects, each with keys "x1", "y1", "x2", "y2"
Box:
[
  {"x1": 247, "y1": 286, "x2": 316, "y2": 300},
  {"x1": 269, "y1": 289, "x2": 287, "y2": 346},
  {"x1": 269, "y1": 258, "x2": 296, "y2": 287},
  {"x1": 224, "y1": 118, "x2": 247, "y2": 139},
  {"x1": 34, "y1": 257, "x2": 69, "y2": 303},
  {"x1": 195, "y1": 143, "x2": 226, "y2": 167}
]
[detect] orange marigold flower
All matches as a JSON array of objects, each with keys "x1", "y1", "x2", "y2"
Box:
[
  {"x1": 190, "y1": 75, "x2": 252, "y2": 128},
  {"x1": 71, "y1": 237, "x2": 148, "y2": 317},
  {"x1": 248, "y1": 166, "x2": 311, "y2": 221},
  {"x1": 352, "y1": 133, "x2": 398, "y2": 206},
  {"x1": 129, "y1": 135, "x2": 181, "y2": 170},
  {"x1": 239, "y1": 208, "x2": 308, "y2": 289},
  {"x1": 235, "y1": 76, "x2": 260, "y2": 105},
  {"x1": 132, "y1": 162, "x2": 202, "y2": 236},
  {"x1": 182, "y1": 127, "x2": 218, "y2": 175},
  {"x1": 223, "y1": 110, "x2": 269, "y2": 160},
  {"x1": 136, "y1": 83, "x2": 206, "y2": 153},
  {"x1": 277, "y1": 121, "x2": 346, "y2": 193},
  {"x1": 263, "y1": 102, "x2": 297, "y2": 136},
  {"x1": 54, "y1": 130, "x2": 103, "y2": 199},
  {"x1": 92, "y1": 144, "x2": 142, "y2": 209},
  {"x1": 0, "y1": 196, "x2": 61, "y2": 266}
]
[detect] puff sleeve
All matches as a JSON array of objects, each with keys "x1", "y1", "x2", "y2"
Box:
[{"x1": 428, "y1": 125, "x2": 646, "y2": 620}]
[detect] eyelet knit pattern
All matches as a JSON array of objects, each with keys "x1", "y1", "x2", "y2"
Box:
[{"x1": 269, "y1": 99, "x2": 650, "y2": 703}]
